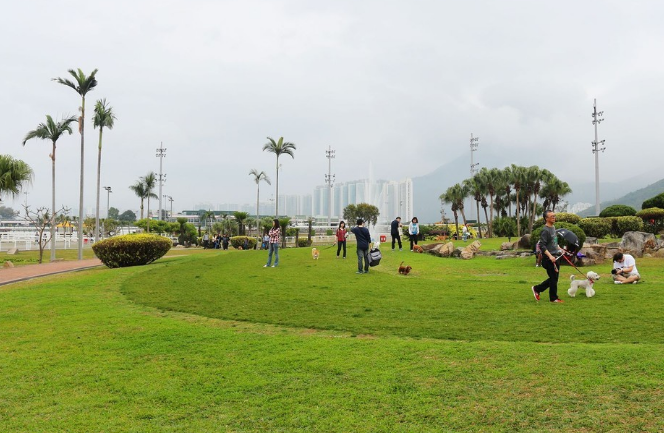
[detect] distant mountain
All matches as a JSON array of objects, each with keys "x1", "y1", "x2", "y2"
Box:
[{"x1": 577, "y1": 178, "x2": 664, "y2": 217}]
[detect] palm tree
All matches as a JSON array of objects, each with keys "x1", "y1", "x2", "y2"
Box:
[
  {"x1": 464, "y1": 175, "x2": 487, "y2": 238},
  {"x1": 249, "y1": 169, "x2": 271, "y2": 226},
  {"x1": 129, "y1": 181, "x2": 148, "y2": 220},
  {"x1": 233, "y1": 211, "x2": 249, "y2": 236},
  {"x1": 540, "y1": 176, "x2": 572, "y2": 212},
  {"x1": 142, "y1": 172, "x2": 157, "y2": 232},
  {"x1": 508, "y1": 164, "x2": 526, "y2": 236},
  {"x1": 23, "y1": 115, "x2": 77, "y2": 262},
  {"x1": 0, "y1": 155, "x2": 33, "y2": 200},
  {"x1": 478, "y1": 167, "x2": 502, "y2": 237},
  {"x1": 53, "y1": 68, "x2": 98, "y2": 259},
  {"x1": 262, "y1": 137, "x2": 296, "y2": 217},
  {"x1": 92, "y1": 99, "x2": 116, "y2": 241},
  {"x1": 440, "y1": 183, "x2": 468, "y2": 239}
]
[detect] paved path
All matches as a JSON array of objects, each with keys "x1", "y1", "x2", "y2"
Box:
[{"x1": 0, "y1": 259, "x2": 103, "y2": 286}]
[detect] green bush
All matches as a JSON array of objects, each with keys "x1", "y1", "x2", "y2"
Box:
[
  {"x1": 92, "y1": 234, "x2": 171, "y2": 268},
  {"x1": 532, "y1": 212, "x2": 581, "y2": 231},
  {"x1": 325, "y1": 229, "x2": 334, "y2": 236},
  {"x1": 297, "y1": 239, "x2": 312, "y2": 247},
  {"x1": 599, "y1": 205, "x2": 637, "y2": 217},
  {"x1": 636, "y1": 208, "x2": 664, "y2": 235},
  {"x1": 613, "y1": 216, "x2": 644, "y2": 236},
  {"x1": 531, "y1": 222, "x2": 586, "y2": 250},
  {"x1": 492, "y1": 217, "x2": 517, "y2": 237},
  {"x1": 642, "y1": 193, "x2": 664, "y2": 210},
  {"x1": 230, "y1": 236, "x2": 257, "y2": 249},
  {"x1": 578, "y1": 218, "x2": 612, "y2": 238}
]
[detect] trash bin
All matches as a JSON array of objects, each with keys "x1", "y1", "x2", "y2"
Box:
[{"x1": 379, "y1": 235, "x2": 386, "y2": 242}]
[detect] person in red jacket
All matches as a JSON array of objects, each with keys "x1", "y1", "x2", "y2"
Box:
[{"x1": 336, "y1": 220, "x2": 349, "y2": 258}]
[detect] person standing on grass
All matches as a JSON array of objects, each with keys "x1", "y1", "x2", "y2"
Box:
[
  {"x1": 408, "y1": 217, "x2": 420, "y2": 251},
  {"x1": 531, "y1": 210, "x2": 564, "y2": 303},
  {"x1": 264, "y1": 219, "x2": 280, "y2": 268},
  {"x1": 351, "y1": 219, "x2": 371, "y2": 274},
  {"x1": 390, "y1": 216, "x2": 403, "y2": 251},
  {"x1": 336, "y1": 220, "x2": 348, "y2": 259}
]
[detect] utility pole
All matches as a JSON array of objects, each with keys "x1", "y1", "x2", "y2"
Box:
[
  {"x1": 591, "y1": 99, "x2": 605, "y2": 216},
  {"x1": 156, "y1": 143, "x2": 167, "y2": 220},
  {"x1": 103, "y1": 186, "x2": 112, "y2": 238},
  {"x1": 470, "y1": 133, "x2": 479, "y2": 224},
  {"x1": 164, "y1": 195, "x2": 174, "y2": 221},
  {"x1": 325, "y1": 146, "x2": 335, "y2": 227}
]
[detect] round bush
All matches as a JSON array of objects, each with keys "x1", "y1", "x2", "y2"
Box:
[
  {"x1": 578, "y1": 218, "x2": 612, "y2": 238},
  {"x1": 531, "y1": 222, "x2": 586, "y2": 250},
  {"x1": 599, "y1": 205, "x2": 637, "y2": 217},
  {"x1": 230, "y1": 236, "x2": 257, "y2": 249},
  {"x1": 613, "y1": 216, "x2": 644, "y2": 236},
  {"x1": 532, "y1": 212, "x2": 581, "y2": 231},
  {"x1": 92, "y1": 234, "x2": 171, "y2": 268},
  {"x1": 297, "y1": 239, "x2": 312, "y2": 247}
]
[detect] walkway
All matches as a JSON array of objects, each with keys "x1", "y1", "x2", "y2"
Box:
[{"x1": 0, "y1": 258, "x2": 103, "y2": 286}]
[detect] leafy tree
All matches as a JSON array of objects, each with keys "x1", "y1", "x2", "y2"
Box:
[
  {"x1": 23, "y1": 115, "x2": 77, "y2": 261},
  {"x1": 262, "y1": 136, "x2": 296, "y2": 217},
  {"x1": 0, "y1": 155, "x2": 33, "y2": 201},
  {"x1": 129, "y1": 173, "x2": 157, "y2": 231},
  {"x1": 53, "y1": 68, "x2": 98, "y2": 260},
  {"x1": 599, "y1": 205, "x2": 637, "y2": 218},
  {"x1": 440, "y1": 183, "x2": 468, "y2": 239},
  {"x1": 234, "y1": 211, "x2": 249, "y2": 236},
  {"x1": 118, "y1": 210, "x2": 136, "y2": 223},
  {"x1": 0, "y1": 205, "x2": 17, "y2": 219},
  {"x1": 463, "y1": 175, "x2": 485, "y2": 238},
  {"x1": 249, "y1": 169, "x2": 271, "y2": 224},
  {"x1": 142, "y1": 172, "x2": 157, "y2": 232},
  {"x1": 642, "y1": 193, "x2": 664, "y2": 210},
  {"x1": 507, "y1": 164, "x2": 526, "y2": 236},
  {"x1": 343, "y1": 203, "x2": 380, "y2": 227},
  {"x1": 92, "y1": 98, "x2": 116, "y2": 242},
  {"x1": 108, "y1": 207, "x2": 120, "y2": 220},
  {"x1": 278, "y1": 217, "x2": 291, "y2": 248}
]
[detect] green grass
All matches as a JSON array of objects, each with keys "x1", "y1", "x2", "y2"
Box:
[{"x1": 1, "y1": 243, "x2": 663, "y2": 432}]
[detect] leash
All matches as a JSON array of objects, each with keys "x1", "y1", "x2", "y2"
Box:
[{"x1": 558, "y1": 249, "x2": 591, "y2": 282}]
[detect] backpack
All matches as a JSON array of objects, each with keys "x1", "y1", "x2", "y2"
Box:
[{"x1": 368, "y1": 248, "x2": 382, "y2": 267}]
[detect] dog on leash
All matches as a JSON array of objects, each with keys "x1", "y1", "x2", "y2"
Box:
[
  {"x1": 412, "y1": 245, "x2": 424, "y2": 253},
  {"x1": 311, "y1": 248, "x2": 320, "y2": 260},
  {"x1": 568, "y1": 271, "x2": 600, "y2": 298},
  {"x1": 398, "y1": 261, "x2": 412, "y2": 275}
]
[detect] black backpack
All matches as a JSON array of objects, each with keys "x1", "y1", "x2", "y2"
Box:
[{"x1": 368, "y1": 248, "x2": 382, "y2": 267}]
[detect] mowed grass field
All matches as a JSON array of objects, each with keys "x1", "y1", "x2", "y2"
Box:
[{"x1": 1, "y1": 242, "x2": 663, "y2": 432}]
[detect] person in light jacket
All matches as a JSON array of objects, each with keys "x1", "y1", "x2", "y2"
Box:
[{"x1": 408, "y1": 217, "x2": 420, "y2": 251}]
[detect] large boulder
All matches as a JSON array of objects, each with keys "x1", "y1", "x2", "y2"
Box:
[
  {"x1": 3, "y1": 261, "x2": 14, "y2": 268},
  {"x1": 430, "y1": 242, "x2": 455, "y2": 257},
  {"x1": 621, "y1": 231, "x2": 658, "y2": 258},
  {"x1": 500, "y1": 242, "x2": 514, "y2": 251},
  {"x1": 579, "y1": 244, "x2": 607, "y2": 264},
  {"x1": 460, "y1": 241, "x2": 482, "y2": 260},
  {"x1": 421, "y1": 242, "x2": 443, "y2": 252},
  {"x1": 518, "y1": 234, "x2": 531, "y2": 249}
]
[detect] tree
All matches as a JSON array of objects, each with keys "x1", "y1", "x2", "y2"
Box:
[
  {"x1": 21, "y1": 204, "x2": 69, "y2": 264},
  {"x1": 440, "y1": 184, "x2": 467, "y2": 239},
  {"x1": 108, "y1": 207, "x2": 120, "y2": 220},
  {"x1": 508, "y1": 164, "x2": 526, "y2": 236},
  {"x1": 129, "y1": 173, "x2": 157, "y2": 231},
  {"x1": 249, "y1": 169, "x2": 271, "y2": 225},
  {"x1": 0, "y1": 155, "x2": 33, "y2": 202},
  {"x1": 92, "y1": 98, "x2": 116, "y2": 242},
  {"x1": 642, "y1": 192, "x2": 664, "y2": 210},
  {"x1": 343, "y1": 203, "x2": 380, "y2": 227},
  {"x1": 118, "y1": 210, "x2": 136, "y2": 223},
  {"x1": 262, "y1": 137, "x2": 296, "y2": 217},
  {"x1": 53, "y1": 68, "x2": 98, "y2": 260},
  {"x1": 0, "y1": 206, "x2": 17, "y2": 219},
  {"x1": 23, "y1": 115, "x2": 77, "y2": 261},
  {"x1": 233, "y1": 211, "x2": 249, "y2": 236},
  {"x1": 142, "y1": 172, "x2": 157, "y2": 232},
  {"x1": 463, "y1": 175, "x2": 485, "y2": 238}
]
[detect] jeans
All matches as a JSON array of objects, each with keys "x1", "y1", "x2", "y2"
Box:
[
  {"x1": 534, "y1": 256, "x2": 559, "y2": 301},
  {"x1": 356, "y1": 247, "x2": 369, "y2": 272},
  {"x1": 337, "y1": 240, "x2": 346, "y2": 258},
  {"x1": 391, "y1": 234, "x2": 402, "y2": 249},
  {"x1": 266, "y1": 242, "x2": 279, "y2": 266}
]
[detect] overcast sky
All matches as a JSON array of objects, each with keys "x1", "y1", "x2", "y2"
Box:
[{"x1": 2, "y1": 0, "x2": 663, "y2": 216}]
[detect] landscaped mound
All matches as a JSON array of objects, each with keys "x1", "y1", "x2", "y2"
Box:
[{"x1": 92, "y1": 234, "x2": 171, "y2": 268}]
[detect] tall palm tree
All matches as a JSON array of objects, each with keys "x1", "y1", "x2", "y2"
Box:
[
  {"x1": 23, "y1": 115, "x2": 77, "y2": 262},
  {"x1": 440, "y1": 183, "x2": 468, "y2": 239},
  {"x1": 142, "y1": 172, "x2": 157, "y2": 232},
  {"x1": 508, "y1": 164, "x2": 526, "y2": 236},
  {"x1": 249, "y1": 169, "x2": 271, "y2": 226},
  {"x1": 0, "y1": 155, "x2": 33, "y2": 200},
  {"x1": 53, "y1": 68, "x2": 98, "y2": 259},
  {"x1": 478, "y1": 167, "x2": 502, "y2": 237},
  {"x1": 92, "y1": 99, "x2": 116, "y2": 241},
  {"x1": 129, "y1": 181, "x2": 148, "y2": 220},
  {"x1": 262, "y1": 137, "x2": 296, "y2": 217},
  {"x1": 463, "y1": 175, "x2": 486, "y2": 238},
  {"x1": 233, "y1": 211, "x2": 249, "y2": 236}
]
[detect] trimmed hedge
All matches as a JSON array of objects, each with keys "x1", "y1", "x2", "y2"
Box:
[
  {"x1": 230, "y1": 236, "x2": 257, "y2": 250},
  {"x1": 612, "y1": 216, "x2": 644, "y2": 236},
  {"x1": 297, "y1": 239, "x2": 312, "y2": 247},
  {"x1": 578, "y1": 218, "x2": 612, "y2": 238},
  {"x1": 532, "y1": 212, "x2": 581, "y2": 231},
  {"x1": 599, "y1": 205, "x2": 637, "y2": 217},
  {"x1": 531, "y1": 222, "x2": 586, "y2": 250},
  {"x1": 92, "y1": 234, "x2": 171, "y2": 268}
]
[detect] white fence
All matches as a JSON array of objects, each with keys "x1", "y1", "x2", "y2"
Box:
[{"x1": 0, "y1": 232, "x2": 93, "y2": 252}]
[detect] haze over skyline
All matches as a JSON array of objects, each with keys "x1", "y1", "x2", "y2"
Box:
[{"x1": 2, "y1": 1, "x2": 663, "y2": 217}]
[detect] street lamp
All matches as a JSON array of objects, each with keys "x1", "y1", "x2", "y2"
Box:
[
  {"x1": 103, "y1": 186, "x2": 112, "y2": 238},
  {"x1": 163, "y1": 195, "x2": 174, "y2": 221}
]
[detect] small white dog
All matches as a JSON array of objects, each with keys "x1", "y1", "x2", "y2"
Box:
[{"x1": 568, "y1": 271, "x2": 600, "y2": 298}]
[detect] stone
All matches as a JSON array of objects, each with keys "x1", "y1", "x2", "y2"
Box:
[
  {"x1": 584, "y1": 237, "x2": 598, "y2": 245},
  {"x1": 518, "y1": 234, "x2": 532, "y2": 249},
  {"x1": 421, "y1": 242, "x2": 442, "y2": 252},
  {"x1": 7, "y1": 248, "x2": 18, "y2": 255},
  {"x1": 621, "y1": 231, "x2": 658, "y2": 258},
  {"x1": 3, "y1": 261, "x2": 14, "y2": 268},
  {"x1": 467, "y1": 240, "x2": 482, "y2": 253},
  {"x1": 579, "y1": 245, "x2": 607, "y2": 264},
  {"x1": 577, "y1": 257, "x2": 596, "y2": 267},
  {"x1": 653, "y1": 249, "x2": 664, "y2": 258},
  {"x1": 500, "y1": 242, "x2": 513, "y2": 251},
  {"x1": 430, "y1": 242, "x2": 454, "y2": 258},
  {"x1": 460, "y1": 249, "x2": 475, "y2": 260}
]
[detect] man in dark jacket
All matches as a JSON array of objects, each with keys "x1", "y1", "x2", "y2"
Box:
[
  {"x1": 351, "y1": 219, "x2": 372, "y2": 274},
  {"x1": 390, "y1": 216, "x2": 402, "y2": 251},
  {"x1": 531, "y1": 210, "x2": 564, "y2": 303}
]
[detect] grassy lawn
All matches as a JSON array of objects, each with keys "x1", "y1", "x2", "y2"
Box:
[{"x1": 1, "y1": 242, "x2": 663, "y2": 432}]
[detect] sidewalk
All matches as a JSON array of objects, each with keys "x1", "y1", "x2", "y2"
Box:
[{"x1": 0, "y1": 258, "x2": 103, "y2": 286}]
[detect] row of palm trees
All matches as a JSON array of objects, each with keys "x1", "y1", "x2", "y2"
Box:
[
  {"x1": 440, "y1": 164, "x2": 572, "y2": 238},
  {"x1": 22, "y1": 68, "x2": 116, "y2": 261},
  {"x1": 129, "y1": 172, "x2": 158, "y2": 231}
]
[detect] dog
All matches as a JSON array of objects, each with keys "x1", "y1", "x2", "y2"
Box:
[
  {"x1": 398, "y1": 261, "x2": 412, "y2": 275},
  {"x1": 568, "y1": 271, "x2": 600, "y2": 298},
  {"x1": 412, "y1": 245, "x2": 424, "y2": 253},
  {"x1": 311, "y1": 247, "x2": 320, "y2": 260}
]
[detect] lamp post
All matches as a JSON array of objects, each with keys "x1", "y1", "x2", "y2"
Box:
[
  {"x1": 156, "y1": 143, "x2": 167, "y2": 220},
  {"x1": 103, "y1": 186, "x2": 112, "y2": 238},
  {"x1": 164, "y1": 195, "x2": 174, "y2": 221},
  {"x1": 591, "y1": 99, "x2": 605, "y2": 216},
  {"x1": 469, "y1": 133, "x2": 479, "y2": 224},
  {"x1": 325, "y1": 146, "x2": 335, "y2": 227}
]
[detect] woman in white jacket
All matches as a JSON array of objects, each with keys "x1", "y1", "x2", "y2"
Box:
[{"x1": 408, "y1": 217, "x2": 420, "y2": 251}]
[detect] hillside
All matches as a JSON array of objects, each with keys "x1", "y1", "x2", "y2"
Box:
[{"x1": 577, "y1": 178, "x2": 664, "y2": 217}]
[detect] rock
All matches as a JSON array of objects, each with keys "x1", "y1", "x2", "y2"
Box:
[
  {"x1": 452, "y1": 247, "x2": 463, "y2": 258},
  {"x1": 500, "y1": 242, "x2": 513, "y2": 251},
  {"x1": 621, "y1": 231, "x2": 658, "y2": 258},
  {"x1": 518, "y1": 234, "x2": 531, "y2": 249},
  {"x1": 421, "y1": 243, "x2": 443, "y2": 252},
  {"x1": 7, "y1": 248, "x2": 18, "y2": 255},
  {"x1": 584, "y1": 237, "x2": 598, "y2": 245},
  {"x1": 579, "y1": 245, "x2": 607, "y2": 264},
  {"x1": 460, "y1": 249, "x2": 475, "y2": 260},
  {"x1": 653, "y1": 249, "x2": 664, "y2": 258},
  {"x1": 430, "y1": 242, "x2": 455, "y2": 257},
  {"x1": 577, "y1": 257, "x2": 596, "y2": 267},
  {"x1": 467, "y1": 240, "x2": 482, "y2": 253},
  {"x1": 3, "y1": 261, "x2": 14, "y2": 268}
]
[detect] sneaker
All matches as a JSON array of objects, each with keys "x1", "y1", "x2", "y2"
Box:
[
  {"x1": 550, "y1": 299, "x2": 564, "y2": 303},
  {"x1": 399, "y1": 248, "x2": 402, "y2": 251},
  {"x1": 271, "y1": 265, "x2": 276, "y2": 268},
  {"x1": 356, "y1": 271, "x2": 363, "y2": 274},
  {"x1": 614, "y1": 281, "x2": 622, "y2": 285},
  {"x1": 263, "y1": 265, "x2": 269, "y2": 268},
  {"x1": 531, "y1": 286, "x2": 540, "y2": 301},
  {"x1": 632, "y1": 281, "x2": 639, "y2": 284}
]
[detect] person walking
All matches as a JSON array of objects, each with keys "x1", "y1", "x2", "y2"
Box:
[
  {"x1": 264, "y1": 219, "x2": 281, "y2": 268},
  {"x1": 531, "y1": 210, "x2": 564, "y2": 303},
  {"x1": 390, "y1": 216, "x2": 403, "y2": 251},
  {"x1": 408, "y1": 217, "x2": 420, "y2": 251},
  {"x1": 336, "y1": 220, "x2": 348, "y2": 259},
  {"x1": 462, "y1": 223, "x2": 469, "y2": 242},
  {"x1": 351, "y1": 219, "x2": 371, "y2": 274}
]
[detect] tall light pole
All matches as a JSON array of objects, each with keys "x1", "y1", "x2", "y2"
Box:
[
  {"x1": 325, "y1": 146, "x2": 335, "y2": 227},
  {"x1": 591, "y1": 99, "x2": 605, "y2": 216},
  {"x1": 103, "y1": 186, "x2": 112, "y2": 238},
  {"x1": 164, "y1": 195, "x2": 174, "y2": 221},
  {"x1": 156, "y1": 143, "x2": 167, "y2": 221},
  {"x1": 470, "y1": 133, "x2": 479, "y2": 224}
]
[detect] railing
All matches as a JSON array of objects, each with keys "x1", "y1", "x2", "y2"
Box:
[{"x1": 0, "y1": 233, "x2": 81, "y2": 252}]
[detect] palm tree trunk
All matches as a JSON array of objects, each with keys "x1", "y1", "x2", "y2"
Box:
[
  {"x1": 275, "y1": 157, "x2": 279, "y2": 217},
  {"x1": 50, "y1": 141, "x2": 57, "y2": 262},
  {"x1": 475, "y1": 199, "x2": 482, "y2": 238},
  {"x1": 256, "y1": 185, "x2": 260, "y2": 227},
  {"x1": 95, "y1": 128, "x2": 103, "y2": 241},
  {"x1": 140, "y1": 199, "x2": 144, "y2": 220},
  {"x1": 488, "y1": 194, "x2": 495, "y2": 237},
  {"x1": 515, "y1": 188, "x2": 521, "y2": 236},
  {"x1": 147, "y1": 197, "x2": 151, "y2": 232},
  {"x1": 77, "y1": 96, "x2": 86, "y2": 260}
]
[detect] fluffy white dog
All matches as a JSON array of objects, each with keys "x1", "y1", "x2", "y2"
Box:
[{"x1": 568, "y1": 271, "x2": 600, "y2": 298}]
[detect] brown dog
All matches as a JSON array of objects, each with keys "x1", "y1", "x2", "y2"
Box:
[
  {"x1": 398, "y1": 261, "x2": 412, "y2": 275},
  {"x1": 412, "y1": 245, "x2": 424, "y2": 253}
]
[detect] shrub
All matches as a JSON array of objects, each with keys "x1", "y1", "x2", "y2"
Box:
[
  {"x1": 92, "y1": 234, "x2": 171, "y2": 268},
  {"x1": 636, "y1": 208, "x2": 664, "y2": 235},
  {"x1": 642, "y1": 193, "x2": 664, "y2": 210},
  {"x1": 492, "y1": 217, "x2": 517, "y2": 237},
  {"x1": 230, "y1": 236, "x2": 257, "y2": 250},
  {"x1": 578, "y1": 218, "x2": 612, "y2": 238},
  {"x1": 532, "y1": 212, "x2": 581, "y2": 231},
  {"x1": 325, "y1": 229, "x2": 334, "y2": 236},
  {"x1": 613, "y1": 216, "x2": 644, "y2": 236},
  {"x1": 599, "y1": 205, "x2": 637, "y2": 217},
  {"x1": 531, "y1": 222, "x2": 586, "y2": 250},
  {"x1": 297, "y1": 239, "x2": 312, "y2": 247}
]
